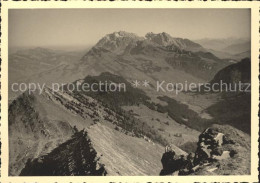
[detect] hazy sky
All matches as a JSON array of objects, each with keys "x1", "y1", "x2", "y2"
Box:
[{"x1": 9, "y1": 9, "x2": 250, "y2": 48}]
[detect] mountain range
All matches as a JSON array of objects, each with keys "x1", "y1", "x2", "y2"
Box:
[
  {"x1": 8, "y1": 31, "x2": 251, "y2": 176},
  {"x1": 195, "y1": 38, "x2": 250, "y2": 59}
]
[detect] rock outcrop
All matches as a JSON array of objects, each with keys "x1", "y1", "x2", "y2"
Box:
[{"x1": 159, "y1": 124, "x2": 250, "y2": 175}]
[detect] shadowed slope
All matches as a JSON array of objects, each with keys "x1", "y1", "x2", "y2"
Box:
[{"x1": 20, "y1": 130, "x2": 107, "y2": 176}]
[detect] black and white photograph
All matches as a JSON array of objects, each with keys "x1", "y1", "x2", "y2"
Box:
[{"x1": 6, "y1": 8, "x2": 254, "y2": 177}]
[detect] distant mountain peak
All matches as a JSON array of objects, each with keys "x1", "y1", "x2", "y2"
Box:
[
  {"x1": 93, "y1": 31, "x2": 142, "y2": 53},
  {"x1": 144, "y1": 32, "x2": 204, "y2": 52},
  {"x1": 145, "y1": 32, "x2": 173, "y2": 46},
  {"x1": 98, "y1": 31, "x2": 141, "y2": 42},
  {"x1": 108, "y1": 31, "x2": 139, "y2": 38},
  {"x1": 82, "y1": 31, "x2": 206, "y2": 61}
]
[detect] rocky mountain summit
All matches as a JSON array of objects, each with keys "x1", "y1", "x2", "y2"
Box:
[
  {"x1": 79, "y1": 31, "x2": 231, "y2": 82},
  {"x1": 86, "y1": 31, "x2": 206, "y2": 56},
  {"x1": 94, "y1": 31, "x2": 143, "y2": 53},
  {"x1": 159, "y1": 124, "x2": 250, "y2": 175},
  {"x1": 94, "y1": 31, "x2": 204, "y2": 53},
  {"x1": 145, "y1": 32, "x2": 205, "y2": 52}
]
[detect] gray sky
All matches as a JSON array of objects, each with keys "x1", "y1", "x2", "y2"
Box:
[{"x1": 9, "y1": 9, "x2": 250, "y2": 48}]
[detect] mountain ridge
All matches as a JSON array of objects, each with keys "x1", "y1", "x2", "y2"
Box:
[
  {"x1": 79, "y1": 31, "x2": 231, "y2": 83},
  {"x1": 87, "y1": 31, "x2": 206, "y2": 56}
]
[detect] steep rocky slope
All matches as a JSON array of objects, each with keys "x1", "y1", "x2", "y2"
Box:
[
  {"x1": 19, "y1": 123, "x2": 186, "y2": 176},
  {"x1": 20, "y1": 130, "x2": 107, "y2": 176},
  {"x1": 88, "y1": 123, "x2": 185, "y2": 175}
]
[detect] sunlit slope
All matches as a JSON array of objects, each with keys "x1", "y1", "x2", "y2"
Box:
[{"x1": 87, "y1": 123, "x2": 186, "y2": 175}]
